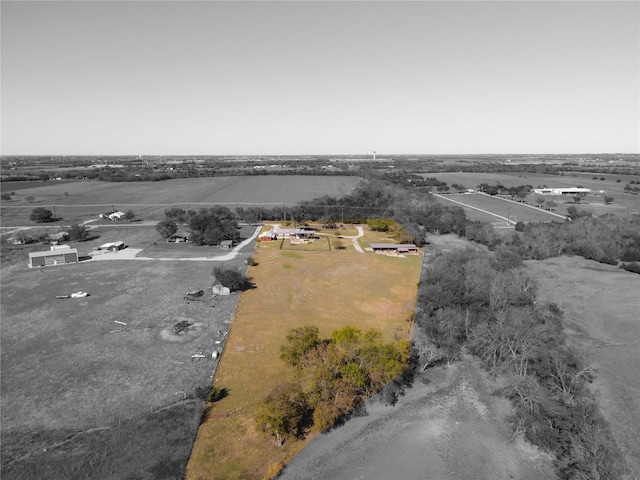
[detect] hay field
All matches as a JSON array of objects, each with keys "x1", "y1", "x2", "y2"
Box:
[
  {"x1": 185, "y1": 226, "x2": 423, "y2": 480},
  {"x1": 0, "y1": 176, "x2": 363, "y2": 225}
]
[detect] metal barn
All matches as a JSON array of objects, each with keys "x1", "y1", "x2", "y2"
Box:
[{"x1": 29, "y1": 248, "x2": 79, "y2": 268}]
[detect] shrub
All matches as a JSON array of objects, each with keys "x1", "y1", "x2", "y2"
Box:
[
  {"x1": 212, "y1": 266, "x2": 251, "y2": 292},
  {"x1": 30, "y1": 207, "x2": 54, "y2": 223},
  {"x1": 621, "y1": 262, "x2": 640, "y2": 274}
]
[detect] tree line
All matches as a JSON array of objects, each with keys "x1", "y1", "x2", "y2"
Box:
[{"x1": 417, "y1": 248, "x2": 628, "y2": 479}]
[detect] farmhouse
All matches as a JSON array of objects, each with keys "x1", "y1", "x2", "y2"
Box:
[
  {"x1": 29, "y1": 248, "x2": 79, "y2": 268},
  {"x1": 369, "y1": 243, "x2": 418, "y2": 255},
  {"x1": 108, "y1": 211, "x2": 126, "y2": 221},
  {"x1": 532, "y1": 187, "x2": 592, "y2": 196}
]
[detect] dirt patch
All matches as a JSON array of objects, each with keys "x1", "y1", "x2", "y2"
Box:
[
  {"x1": 159, "y1": 319, "x2": 206, "y2": 343},
  {"x1": 279, "y1": 356, "x2": 555, "y2": 480}
]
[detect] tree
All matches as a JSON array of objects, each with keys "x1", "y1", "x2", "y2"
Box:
[
  {"x1": 68, "y1": 223, "x2": 89, "y2": 241},
  {"x1": 124, "y1": 210, "x2": 136, "y2": 222},
  {"x1": 280, "y1": 326, "x2": 320, "y2": 367},
  {"x1": 212, "y1": 266, "x2": 251, "y2": 292},
  {"x1": 603, "y1": 196, "x2": 614, "y2": 205},
  {"x1": 573, "y1": 192, "x2": 587, "y2": 204},
  {"x1": 164, "y1": 207, "x2": 187, "y2": 224},
  {"x1": 255, "y1": 383, "x2": 310, "y2": 447},
  {"x1": 26, "y1": 195, "x2": 35, "y2": 203},
  {"x1": 30, "y1": 207, "x2": 54, "y2": 223},
  {"x1": 1, "y1": 192, "x2": 11, "y2": 201},
  {"x1": 188, "y1": 208, "x2": 240, "y2": 246},
  {"x1": 156, "y1": 219, "x2": 178, "y2": 238}
]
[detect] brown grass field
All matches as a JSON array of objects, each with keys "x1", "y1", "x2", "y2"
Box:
[
  {"x1": 185, "y1": 226, "x2": 423, "y2": 480},
  {"x1": 0, "y1": 176, "x2": 364, "y2": 226}
]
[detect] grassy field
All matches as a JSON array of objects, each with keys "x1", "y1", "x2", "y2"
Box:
[
  {"x1": 185, "y1": 225, "x2": 423, "y2": 480},
  {"x1": 435, "y1": 192, "x2": 566, "y2": 224},
  {"x1": 0, "y1": 226, "x2": 255, "y2": 479},
  {"x1": 422, "y1": 171, "x2": 640, "y2": 217},
  {"x1": 0, "y1": 176, "x2": 363, "y2": 226},
  {"x1": 526, "y1": 256, "x2": 640, "y2": 478}
]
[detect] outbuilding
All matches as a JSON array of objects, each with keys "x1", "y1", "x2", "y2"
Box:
[
  {"x1": 29, "y1": 248, "x2": 79, "y2": 268},
  {"x1": 97, "y1": 241, "x2": 125, "y2": 251}
]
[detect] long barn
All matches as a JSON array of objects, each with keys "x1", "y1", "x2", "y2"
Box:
[{"x1": 29, "y1": 248, "x2": 79, "y2": 268}]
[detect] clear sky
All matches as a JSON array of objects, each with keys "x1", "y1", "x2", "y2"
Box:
[{"x1": 1, "y1": 1, "x2": 638, "y2": 156}]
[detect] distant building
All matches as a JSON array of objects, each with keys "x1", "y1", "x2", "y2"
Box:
[
  {"x1": 532, "y1": 188, "x2": 592, "y2": 196},
  {"x1": 220, "y1": 240, "x2": 233, "y2": 248},
  {"x1": 29, "y1": 248, "x2": 78, "y2": 268}
]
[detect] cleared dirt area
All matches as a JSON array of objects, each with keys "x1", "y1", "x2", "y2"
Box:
[{"x1": 526, "y1": 256, "x2": 640, "y2": 478}]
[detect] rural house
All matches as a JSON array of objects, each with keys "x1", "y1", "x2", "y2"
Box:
[
  {"x1": 368, "y1": 243, "x2": 418, "y2": 255},
  {"x1": 29, "y1": 248, "x2": 79, "y2": 268},
  {"x1": 167, "y1": 230, "x2": 190, "y2": 243}
]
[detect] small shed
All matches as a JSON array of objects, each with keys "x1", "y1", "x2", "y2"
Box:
[
  {"x1": 220, "y1": 240, "x2": 233, "y2": 249},
  {"x1": 29, "y1": 248, "x2": 79, "y2": 268},
  {"x1": 212, "y1": 284, "x2": 231, "y2": 296},
  {"x1": 50, "y1": 231, "x2": 69, "y2": 243}
]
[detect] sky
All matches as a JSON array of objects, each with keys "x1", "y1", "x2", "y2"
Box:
[{"x1": 1, "y1": 1, "x2": 638, "y2": 156}]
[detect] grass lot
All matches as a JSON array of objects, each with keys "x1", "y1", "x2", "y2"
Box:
[
  {"x1": 0, "y1": 176, "x2": 363, "y2": 226},
  {"x1": 0, "y1": 226, "x2": 255, "y2": 479},
  {"x1": 422, "y1": 172, "x2": 640, "y2": 218},
  {"x1": 185, "y1": 225, "x2": 423, "y2": 480},
  {"x1": 435, "y1": 192, "x2": 565, "y2": 224}
]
